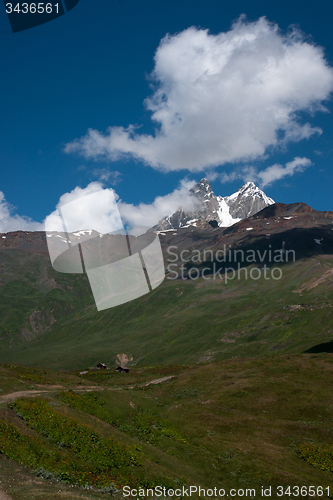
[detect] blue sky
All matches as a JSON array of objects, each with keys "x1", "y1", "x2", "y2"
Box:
[{"x1": 1, "y1": 0, "x2": 333, "y2": 232}]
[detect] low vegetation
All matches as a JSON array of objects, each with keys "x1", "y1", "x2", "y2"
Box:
[
  {"x1": 10, "y1": 398, "x2": 140, "y2": 488},
  {"x1": 0, "y1": 355, "x2": 333, "y2": 499},
  {"x1": 298, "y1": 444, "x2": 333, "y2": 473}
]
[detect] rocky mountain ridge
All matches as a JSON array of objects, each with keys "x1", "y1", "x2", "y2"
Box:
[{"x1": 153, "y1": 179, "x2": 274, "y2": 231}]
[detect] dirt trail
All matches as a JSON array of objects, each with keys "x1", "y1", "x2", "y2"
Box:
[
  {"x1": 0, "y1": 386, "x2": 102, "y2": 403},
  {"x1": 140, "y1": 375, "x2": 174, "y2": 386},
  {"x1": 0, "y1": 376, "x2": 175, "y2": 403},
  {"x1": 0, "y1": 389, "x2": 50, "y2": 403},
  {"x1": 0, "y1": 489, "x2": 13, "y2": 500}
]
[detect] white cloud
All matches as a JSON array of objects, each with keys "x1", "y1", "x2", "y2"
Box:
[
  {"x1": 117, "y1": 179, "x2": 200, "y2": 228},
  {"x1": 0, "y1": 191, "x2": 44, "y2": 233},
  {"x1": 51, "y1": 182, "x2": 106, "y2": 207},
  {"x1": 43, "y1": 180, "x2": 199, "y2": 234},
  {"x1": 44, "y1": 182, "x2": 123, "y2": 234},
  {"x1": 216, "y1": 157, "x2": 312, "y2": 187},
  {"x1": 257, "y1": 157, "x2": 312, "y2": 187},
  {"x1": 65, "y1": 16, "x2": 333, "y2": 173}
]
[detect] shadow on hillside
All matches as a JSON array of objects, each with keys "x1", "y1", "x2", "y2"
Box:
[
  {"x1": 304, "y1": 341, "x2": 333, "y2": 354},
  {"x1": 224, "y1": 227, "x2": 333, "y2": 261},
  {"x1": 169, "y1": 227, "x2": 333, "y2": 279}
]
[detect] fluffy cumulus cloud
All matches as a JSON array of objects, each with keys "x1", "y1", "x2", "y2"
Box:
[
  {"x1": 44, "y1": 182, "x2": 123, "y2": 234},
  {"x1": 65, "y1": 16, "x2": 333, "y2": 172},
  {"x1": 0, "y1": 191, "x2": 44, "y2": 233},
  {"x1": 213, "y1": 156, "x2": 312, "y2": 187}
]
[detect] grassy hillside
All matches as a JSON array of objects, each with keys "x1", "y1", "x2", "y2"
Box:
[
  {"x1": 0, "y1": 356, "x2": 333, "y2": 499},
  {"x1": 1, "y1": 253, "x2": 333, "y2": 370},
  {"x1": 0, "y1": 249, "x2": 93, "y2": 351}
]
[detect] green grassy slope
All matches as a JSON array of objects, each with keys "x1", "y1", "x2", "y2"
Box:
[
  {"x1": 0, "y1": 249, "x2": 93, "y2": 348},
  {"x1": 1, "y1": 254, "x2": 333, "y2": 370},
  {"x1": 0, "y1": 356, "x2": 333, "y2": 499}
]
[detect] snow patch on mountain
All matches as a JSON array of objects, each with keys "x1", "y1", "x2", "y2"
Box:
[{"x1": 216, "y1": 197, "x2": 242, "y2": 227}]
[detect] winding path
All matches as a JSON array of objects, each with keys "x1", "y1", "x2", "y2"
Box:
[{"x1": 0, "y1": 376, "x2": 175, "y2": 404}]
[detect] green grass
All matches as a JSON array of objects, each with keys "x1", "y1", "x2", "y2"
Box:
[
  {"x1": 57, "y1": 390, "x2": 186, "y2": 445},
  {"x1": 1, "y1": 254, "x2": 333, "y2": 371},
  {"x1": 0, "y1": 396, "x2": 184, "y2": 495},
  {"x1": 7, "y1": 398, "x2": 140, "y2": 488},
  {"x1": 1, "y1": 355, "x2": 333, "y2": 499},
  {"x1": 57, "y1": 390, "x2": 112, "y2": 423}
]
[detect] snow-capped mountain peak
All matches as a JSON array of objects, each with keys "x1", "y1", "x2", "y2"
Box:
[
  {"x1": 235, "y1": 181, "x2": 274, "y2": 201},
  {"x1": 219, "y1": 182, "x2": 275, "y2": 223},
  {"x1": 153, "y1": 179, "x2": 275, "y2": 231}
]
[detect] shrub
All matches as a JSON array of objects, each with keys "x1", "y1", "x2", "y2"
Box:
[{"x1": 298, "y1": 444, "x2": 333, "y2": 472}]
